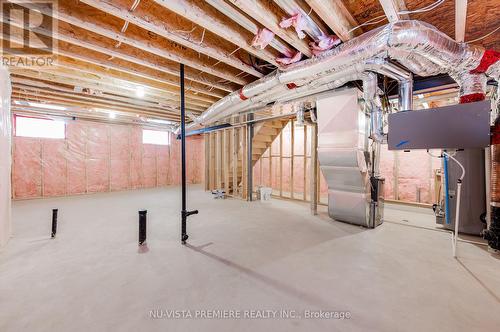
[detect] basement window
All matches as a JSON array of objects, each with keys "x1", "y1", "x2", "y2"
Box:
[
  {"x1": 142, "y1": 129, "x2": 170, "y2": 146},
  {"x1": 15, "y1": 116, "x2": 65, "y2": 139}
]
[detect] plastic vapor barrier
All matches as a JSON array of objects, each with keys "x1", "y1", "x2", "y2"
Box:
[
  {"x1": 0, "y1": 65, "x2": 12, "y2": 247},
  {"x1": 12, "y1": 120, "x2": 204, "y2": 199}
]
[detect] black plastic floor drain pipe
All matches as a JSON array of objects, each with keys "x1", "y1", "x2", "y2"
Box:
[
  {"x1": 139, "y1": 210, "x2": 147, "y2": 245},
  {"x1": 51, "y1": 209, "x2": 58, "y2": 238},
  {"x1": 180, "y1": 63, "x2": 198, "y2": 244}
]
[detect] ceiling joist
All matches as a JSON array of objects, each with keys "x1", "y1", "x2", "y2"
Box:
[
  {"x1": 304, "y1": 0, "x2": 360, "y2": 41},
  {"x1": 15, "y1": 0, "x2": 248, "y2": 87},
  {"x1": 79, "y1": 0, "x2": 265, "y2": 78}
]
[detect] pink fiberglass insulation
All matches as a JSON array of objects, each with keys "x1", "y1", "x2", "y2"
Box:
[
  {"x1": 279, "y1": 12, "x2": 308, "y2": 39},
  {"x1": 0, "y1": 66, "x2": 10, "y2": 247},
  {"x1": 169, "y1": 137, "x2": 181, "y2": 185},
  {"x1": 293, "y1": 156, "x2": 305, "y2": 195},
  {"x1": 87, "y1": 158, "x2": 110, "y2": 193},
  {"x1": 13, "y1": 137, "x2": 42, "y2": 198},
  {"x1": 261, "y1": 156, "x2": 271, "y2": 188},
  {"x1": 379, "y1": 145, "x2": 440, "y2": 204},
  {"x1": 42, "y1": 140, "x2": 67, "y2": 197},
  {"x1": 66, "y1": 122, "x2": 86, "y2": 195},
  {"x1": 157, "y1": 146, "x2": 170, "y2": 186},
  {"x1": 12, "y1": 119, "x2": 204, "y2": 199},
  {"x1": 271, "y1": 157, "x2": 280, "y2": 191},
  {"x1": 276, "y1": 51, "x2": 302, "y2": 65},
  {"x1": 252, "y1": 28, "x2": 275, "y2": 49},
  {"x1": 186, "y1": 136, "x2": 204, "y2": 184},
  {"x1": 310, "y1": 35, "x2": 341, "y2": 56}
]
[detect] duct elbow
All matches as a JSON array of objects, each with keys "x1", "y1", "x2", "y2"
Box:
[{"x1": 455, "y1": 72, "x2": 488, "y2": 104}]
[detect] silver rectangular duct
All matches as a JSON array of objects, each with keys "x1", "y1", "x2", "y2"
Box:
[{"x1": 317, "y1": 88, "x2": 383, "y2": 227}]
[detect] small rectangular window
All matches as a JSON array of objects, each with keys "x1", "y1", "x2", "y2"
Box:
[
  {"x1": 15, "y1": 116, "x2": 65, "y2": 139},
  {"x1": 142, "y1": 129, "x2": 170, "y2": 146}
]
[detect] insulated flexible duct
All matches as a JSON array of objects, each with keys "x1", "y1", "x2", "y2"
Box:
[{"x1": 186, "y1": 20, "x2": 496, "y2": 131}]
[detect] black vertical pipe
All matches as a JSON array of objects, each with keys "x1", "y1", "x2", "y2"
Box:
[
  {"x1": 139, "y1": 210, "x2": 147, "y2": 245},
  {"x1": 181, "y1": 63, "x2": 188, "y2": 243},
  {"x1": 180, "y1": 63, "x2": 198, "y2": 244},
  {"x1": 51, "y1": 209, "x2": 58, "y2": 238}
]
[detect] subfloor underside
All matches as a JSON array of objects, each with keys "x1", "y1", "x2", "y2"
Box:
[{"x1": 1, "y1": 186, "x2": 499, "y2": 331}]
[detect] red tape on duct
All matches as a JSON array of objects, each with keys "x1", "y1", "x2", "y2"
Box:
[
  {"x1": 470, "y1": 49, "x2": 500, "y2": 74},
  {"x1": 459, "y1": 93, "x2": 485, "y2": 104},
  {"x1": 238, "y1": 88, "x2": 248, "y2": 100},
  {"x1": 286, "y1": 83, "x2": 297, "y2": 89}
]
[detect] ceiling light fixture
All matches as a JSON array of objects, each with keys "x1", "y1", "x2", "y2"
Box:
[
  {"x1": 136, "y1": 86, "x2": 145, "y2": 98},
  {"x1": 26, "y1": 102, "x2": 67, "y2": 111}
]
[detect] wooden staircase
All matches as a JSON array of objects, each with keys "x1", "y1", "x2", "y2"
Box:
[{"x1": 227, "y1": 119, "x2": 289, "y2": 195}]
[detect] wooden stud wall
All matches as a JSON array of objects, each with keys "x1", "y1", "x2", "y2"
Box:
[{"x1": 204, "y1": 125, "x2": 248, "y2": 200}]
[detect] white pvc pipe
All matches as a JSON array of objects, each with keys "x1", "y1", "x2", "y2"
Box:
[{"x1": 443, "y1": 151, "x2": 466, "y2": 258}]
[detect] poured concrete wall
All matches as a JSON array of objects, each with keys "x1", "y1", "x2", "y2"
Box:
[
  {"x1": 0, "y1": 66, "x2": 11, "y2": 247},
  {"x1": 12, "y1": 120, "x2": 204, "y2": 199}
]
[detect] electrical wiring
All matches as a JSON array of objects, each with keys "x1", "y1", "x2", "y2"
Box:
[
  {"x1": 348, "y1": 0, "x2": 446, "y2": 34},
  {"x1": 467, "y1": 25, "x2": 500, "y2": 44},
  {"x1": 398, "y1": 0, "x2": 445, "y2": 15}
]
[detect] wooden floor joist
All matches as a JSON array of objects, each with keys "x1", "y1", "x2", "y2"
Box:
[
  {"x1": 152, "y1": 0, "x2": 280, "y2": 65},
  {"x1": 12, "y1": 81, "x2": 204, "y2": 113},
  {"x1": 1, "y1": 17, "x2": 232, "y2": 97},
  {"x1": 12, "y1": 1, "x2": 247, "y2": 88},
  {"x1": 304, "y1": 0, "x2": 360, "y2": 41},
  {"x1": 222, "y1": 0, "x2": 312, "y2": 57},
  {"x1": 11, "y1": 86, "x2": 188, "y2": 116},
  {"x1": 11, "y1": 91, "x2": 181, "y2": 118},
  {"x1": 10, "y1": 69, "x2": 210, "y2": 110},
  {"x1": 1, "y1": 0, "x2": 497, "y2": 125},
  {"x1": 79, "y1": 0, "x2": 265, "y2": 78}
]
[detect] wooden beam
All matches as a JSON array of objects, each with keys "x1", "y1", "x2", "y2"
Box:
[
  {"x1": 79, "y1": 0, "x2": 264, "y2": 78},
  {"x1": 304, "y1": 0, "x2": 359, "y2": 41},
  {"x1": 16, "y1": 0, "x2": 247, "y2": 86},
  {"x1": 455, "y1": 0, "x2": 468, "y2": 42},
  {"x1": 153, "y1": 0, "x2": 279, "y2": 66},
  {"x1": 226, "y1": 0, "x2": 312, "y2": 56},
  {"x1": 378, "y1": 0, "x2": 408, "y2": 22}
]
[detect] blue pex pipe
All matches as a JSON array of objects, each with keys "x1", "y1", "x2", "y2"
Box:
[{"x1": 443, "y1": 155, "x2": 450, "y2": 225}]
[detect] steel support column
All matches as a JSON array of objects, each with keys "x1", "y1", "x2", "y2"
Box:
[{"x1": 180, "y1": 63, "x2": 198, "y2": 244}]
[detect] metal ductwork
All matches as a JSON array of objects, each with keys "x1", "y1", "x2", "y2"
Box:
[
  {"x1": 317, "y1": 85, "x2": 384, "y2": 228},
  {"x1": 186, "y1": 20, "x2": 496, "y2": 132}
]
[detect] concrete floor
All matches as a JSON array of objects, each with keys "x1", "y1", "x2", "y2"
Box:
[{"x1": 1, "y1": 186, "x2": 499, "y2": 331}]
